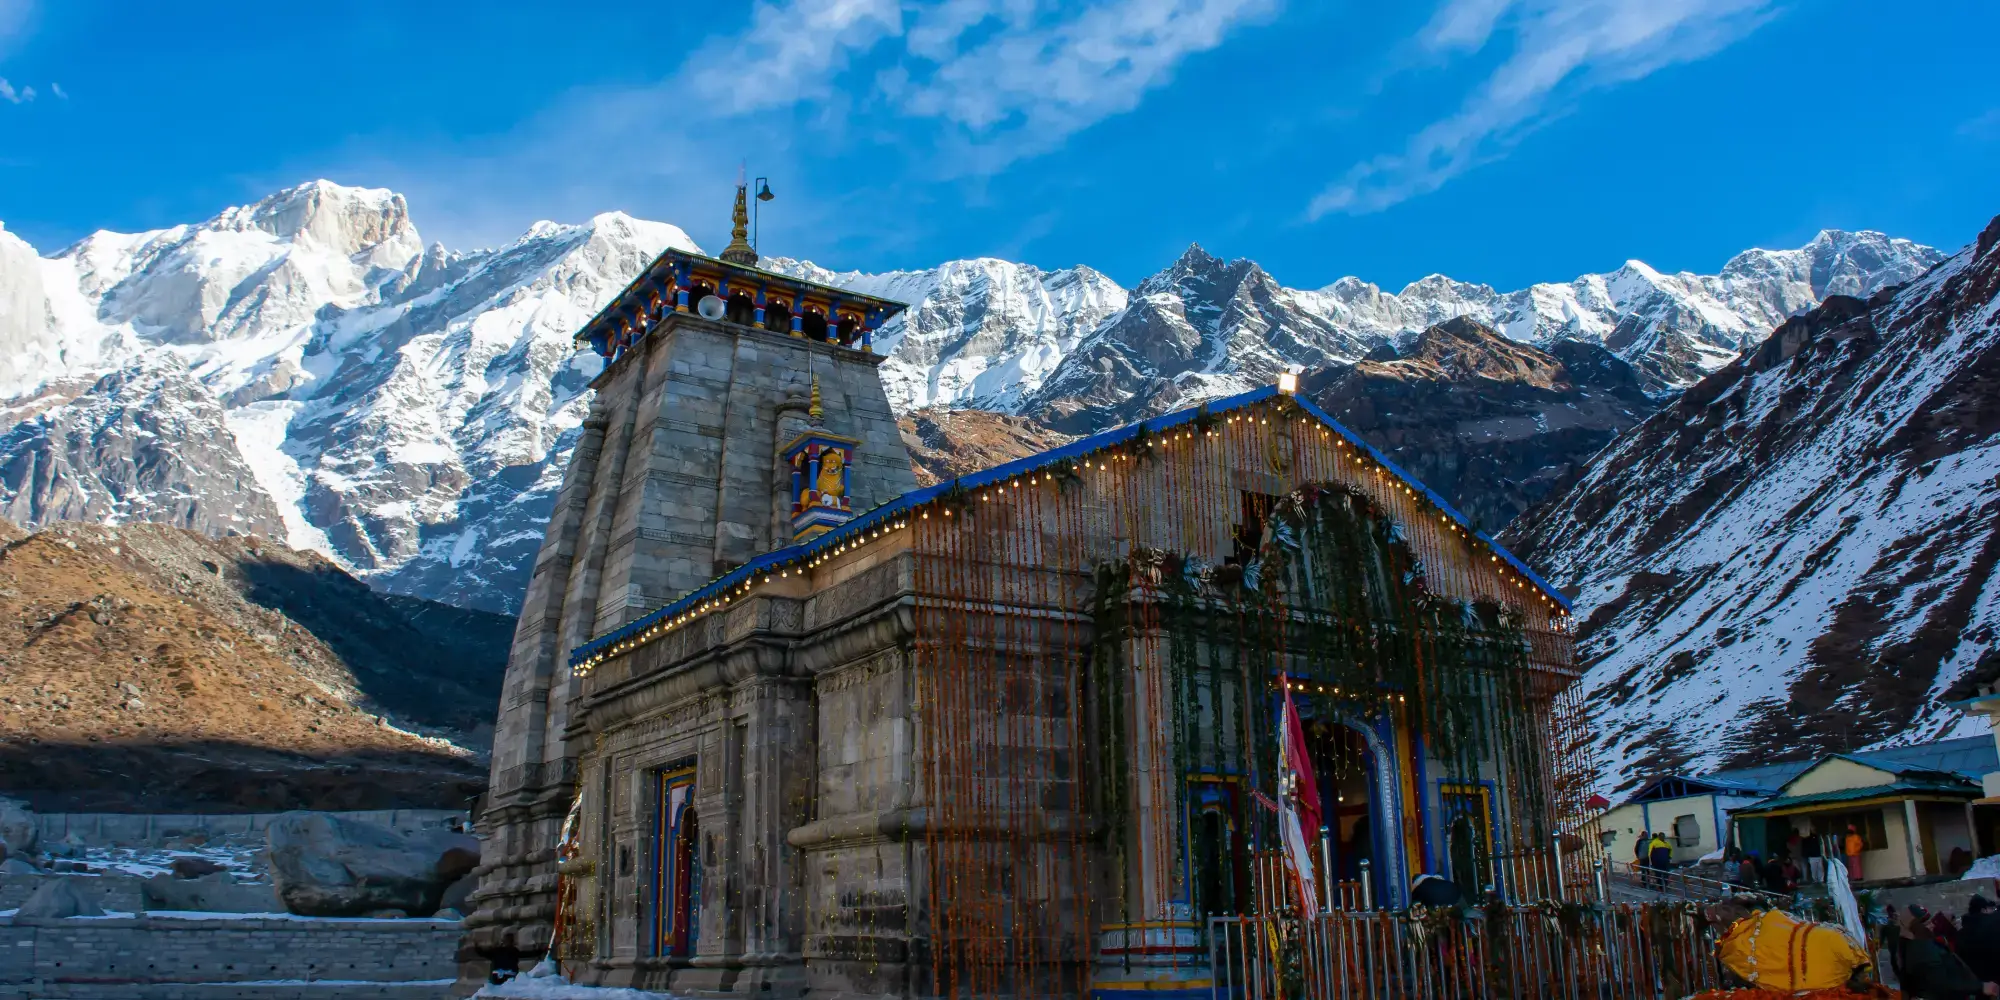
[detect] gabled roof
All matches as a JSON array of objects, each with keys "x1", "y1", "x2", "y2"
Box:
[
  {"x1": 1622, "y1": 773, "x2": 1783, "y2": 805},
  {"x1": 1731, "y1": 773, "x2": 1980, "y2": 816},
  {"x1": 570, "y1": 384, "x2": 1573, "y2": 671}
]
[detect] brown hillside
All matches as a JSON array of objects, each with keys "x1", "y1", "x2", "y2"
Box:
[
  {"x1": 900, "y1": 408, "x2": 1074, "y2": 486},
  {"x1": 0, "y1": 519, "x2": 511, "y2": 812}
]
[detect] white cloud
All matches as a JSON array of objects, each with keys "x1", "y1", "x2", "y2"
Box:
[
  {"x1": 47, "y1": 80, "x2": 62, "y2": 99},
  {"x1": 676, "y1": 0, "x2": 1276, "y2": 169},
  {"x1": 0, "y1": 77, "x2": 32, "y2": 103},
  {"x1": 1309, "y1": 0, "x2": 1781, "y2": 218},
  {"x1": 0, "y1": 0, "x2": 31, "y2": 59},
  {"x1": 1958, "y1": 107, "x2": 2000, "y2": 141},
  {"x1": 335, "y1": 0, "x2": 1274, "y2": 250},
  {"x1": 891, "y1": 0, "x2": 1277, "y2": 163},
  {"x1": 678, "y1": 0, "x2": 905, "y2": 116}
]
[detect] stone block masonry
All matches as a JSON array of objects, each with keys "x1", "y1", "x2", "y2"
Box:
[
  {"x1": 468, "y1": 306, "x2": 918, "y2": 978},
  {"x1": 0, "y1": 913, "x2": 460, "y2": 1000}
]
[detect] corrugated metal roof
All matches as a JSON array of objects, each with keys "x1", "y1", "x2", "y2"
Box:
[
  {"x1": 569, "y1": 385, "x2": 1571, "y2": 669},
  {"x1": 1845, "y1": 735, "x2": 1997, "y2": 781},
  {"x1": 1701, "y1": 760, "x2": 1816, "y2": 795},
  {"x1": 1730, "y1": 774, "x2": 1979, "y2": 815}
]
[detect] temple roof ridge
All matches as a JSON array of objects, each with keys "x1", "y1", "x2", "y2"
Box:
[
  {"x1": 570, "y1": 384, "x2": 1574, "y2": 671},
  {"x1": 570, "y1": 243, "x2": 915, "y2": 353}
]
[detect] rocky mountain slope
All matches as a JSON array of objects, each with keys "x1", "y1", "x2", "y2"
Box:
[
  {"x1": 0, "y1": 517, "x2": 512, "y2": 812},
  {"x1": 1303, "y1": 317, "x2": 1658, "y2": 532},
  {"x1": 1504, "y1": 215, "x2": 2000, "y2": 791},
  {"x1": 0, "y1": 181, "x2": 1939, "y2": 613},
  {"x1": 898, "y1": 408, "x2": 1075, "y2": 487}
]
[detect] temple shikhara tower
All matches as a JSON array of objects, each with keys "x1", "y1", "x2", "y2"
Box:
[{"x1": 463, "y1": 187, "x2": 1596, "y2": 998}]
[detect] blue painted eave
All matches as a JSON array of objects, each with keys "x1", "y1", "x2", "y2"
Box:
[{"x1": 570, "y1": 386, "x2": 1573, "y2": 668}]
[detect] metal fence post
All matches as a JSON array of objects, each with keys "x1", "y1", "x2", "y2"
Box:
[{"x1": 1359, "y1": 858, "x2": 1373, "y2": 910}]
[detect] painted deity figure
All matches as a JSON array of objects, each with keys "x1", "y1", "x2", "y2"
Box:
[{"x1": 817, "y1": 449, "x2": 846, "y2": 503}]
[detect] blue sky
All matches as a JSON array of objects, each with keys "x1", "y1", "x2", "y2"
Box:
[{"x1": 1, "y1": 0, "x2": 1995, "y2": 291}]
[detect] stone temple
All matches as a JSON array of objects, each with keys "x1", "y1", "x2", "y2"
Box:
[{"x1": 462, "y1": 189, "x2": 1592, "y2": 998}]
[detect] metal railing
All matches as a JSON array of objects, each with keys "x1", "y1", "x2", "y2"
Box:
[
  {"x1": 1608, "y1": 860, "x2": 1785, "y2": 907},
  {"x1": 1209, "y1": 904, "x2": 1723, "y2": 1000}
]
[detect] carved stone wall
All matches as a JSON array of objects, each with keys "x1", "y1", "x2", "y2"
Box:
[{"x1": 462, "y1": 310, "x2": 915, "y2": 982}]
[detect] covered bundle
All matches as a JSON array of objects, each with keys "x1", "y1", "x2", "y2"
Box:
[{"x1": 1713, "y1": 909, "x2": 1873, "y2": 993}]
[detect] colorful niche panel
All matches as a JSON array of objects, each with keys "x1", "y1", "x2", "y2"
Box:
[
  {"x1": 783, "y1": 430, "x2": 860, "y2": 542},
  {"x1": 652, "y1": 763, "x2": 699, "y2": 957}
]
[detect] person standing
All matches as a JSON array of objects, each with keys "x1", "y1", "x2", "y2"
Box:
[
  {"x1": 1760, "y1": 853, "x2": 1788, "y2": 893},
  {"x1": 1844, "y1": 823, "x2": 1866, "y2": 882},
  {"x1": 1736, "y1": 852, "x2": 1759, "y2": 888},
  {"x1": 1898, "y1": 917, "x2": 1997, "y2": 998},
  {"x1": 1648, "y1": 831, "x2": 1672, "y2": 891},
  {"x1": 1963, "y1": 897, "x2": 2000, "y2": 984},
  {"x1": 1801, "y1": 828, "x2": 1824, "y2": 884}
]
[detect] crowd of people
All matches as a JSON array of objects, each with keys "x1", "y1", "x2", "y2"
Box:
[
  {"x1": 1888, "y1": 896, "x2": 2000, "y2": 999},
  {"x1": 1631, "y1": 822, "x2": 1873, "y2": 896}
]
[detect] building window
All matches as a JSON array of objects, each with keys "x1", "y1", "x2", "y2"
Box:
[
  {"x1": 1672, "y1": 814, "x2": 1700, "y2": 847},
  {"x1": 1812, "y1": 811, "x2": 1889, "y2": 851},
  {"x1": 1231, "y1": 492, "x2": 1278, "y2": 567},
  {"x1": 653, "y1": 763, "x2": 700, "y2": 956},
  {"x1": 800, "y1": 308, "x2": 829, "y2": 342},
  {"x1": 765, "y1": 298, "x2": 793, "y2": 334},
  {"x1": 726, "y1": 290, "x2": 757, "y2": 325}
]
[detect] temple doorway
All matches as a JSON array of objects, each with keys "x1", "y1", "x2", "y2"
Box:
[
  {"x1": 653, "y1": 763, "x2": 700, "y2": 957},
  {"x1": 1306, "y1": 717, "x2": 1379, "y2": 909},
  {"x1": 1190, "y1": 800, "x2": 1247, "y2": 919},
  {"x1": 1439, "y1": 783, "x2": 1495, "y2": 894}
]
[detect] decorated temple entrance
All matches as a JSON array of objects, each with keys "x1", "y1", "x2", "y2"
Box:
[
  {"x1": 651, "y1": 763, "x2": 700, "y2": 958},
  {"x1": 1305, "y1": 716, "x2": 1388, "y2": 910}
]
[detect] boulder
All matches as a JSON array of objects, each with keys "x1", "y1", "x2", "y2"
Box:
[
  {"x1": 170, "y1": 856, "x2": 227, "y2": 879},
  {"x1": 266, "y1": 812, "x2": 479, "y2": 917},
  {"x1": 0, "y1": 857, "x2": 42, "y2": 874},
  {"x1": 439, "y1": 872, "x2": 477, "y2": 913},
  {"x1": 18, "y1": 878, "x2": 106, "y2": 918},
  {"x1": 0, "y1": 798, "x2": 36, "y2": 856}
]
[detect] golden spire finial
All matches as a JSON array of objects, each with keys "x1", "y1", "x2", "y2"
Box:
[
  {"x1": 809, "y1": 375, "x2": 824, "y2": 423},
  {"x1": 720, "y1": 183, "x2": 757, "y2": 266}
]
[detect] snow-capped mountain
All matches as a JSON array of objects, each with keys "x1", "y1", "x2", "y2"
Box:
[
  {"x1": 0, "y1": 181, "x2": 696, "y2": 612},
  {"x1": 1018, "y1": 233, "x2": 1943, "y2": 433},
  {"x1": 770, "y1": 256, "x2": 1128, "y2": 412},
  {"x1": 0, "y1": 180, "x2": 1944, "y2": 613},
  {"x1": 1504, "y1": 215, "x2": 2000, "y2": 791}
]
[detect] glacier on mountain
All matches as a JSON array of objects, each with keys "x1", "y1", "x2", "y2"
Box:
[{"x1": 0, "y1": 180, "x2": 1945, "y2": 612}]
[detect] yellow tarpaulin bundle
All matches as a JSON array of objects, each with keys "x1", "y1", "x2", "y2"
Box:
[{"x1": 1716, "y1": 909, "x2": 1871, "y2": 992}]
